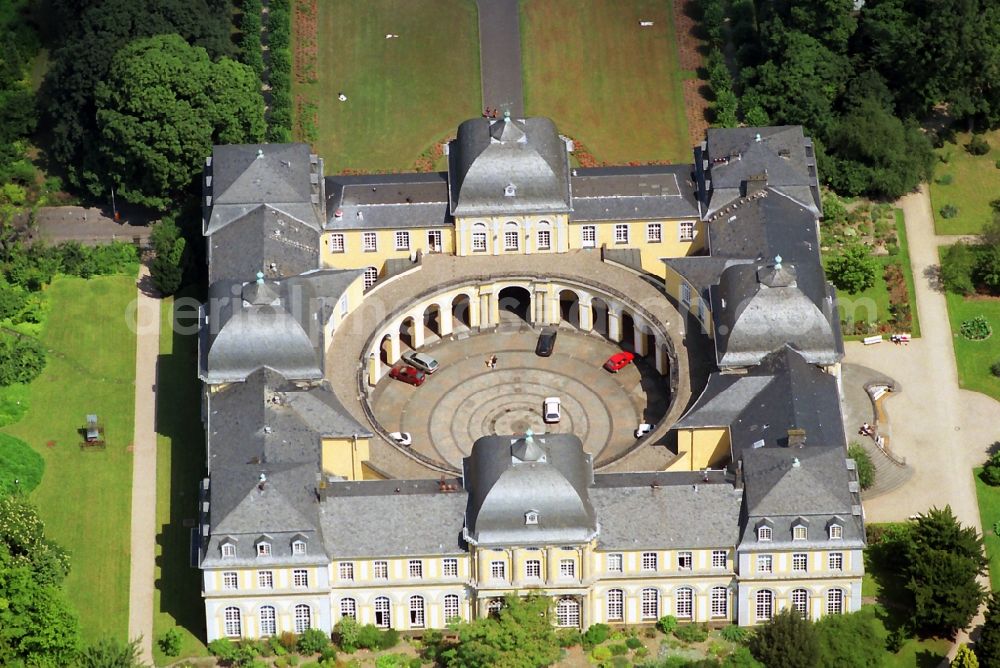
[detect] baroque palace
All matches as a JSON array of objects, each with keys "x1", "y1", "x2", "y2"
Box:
[{"x1": 197, "y1": 115, "x2": 864, "y2": 641}]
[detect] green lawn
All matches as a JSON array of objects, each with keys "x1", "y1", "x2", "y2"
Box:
[
  {"x1": 2, "y1": 274, "x2": 137, "y2": 642},
  {"x1": 930, "y1": 129, "x2": 1000, "y2": 235},
  {"x1": 944, "y1": 287, "x2": 1000, "y2": 402},
  {"x1": 293, "y1": 0, "x2": 481, "y2": 172},
  {"x1": 152, "y1": 293, "x2": 209, "y2": 665},
  {"x1": 521, "y1": 0, "x2": 691, "y2": 164},
  {"x1": 974, "y1": 468, "x2": 1000, "y2": 590}
]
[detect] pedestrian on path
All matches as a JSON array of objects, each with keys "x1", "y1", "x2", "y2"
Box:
[{"x1": 490, "y1": 355, "x2": 497, "y2": 369}]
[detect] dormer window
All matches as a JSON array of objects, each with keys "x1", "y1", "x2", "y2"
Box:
[
  {"x1": 221, "y1": 542, "x2": 236, "y2": 558},
  {"x1": 525, "y1": 511, "x2": 539, "y2": 525},
  {"x1": 256, "y1": 541, "x2": 271, "y2": 557},
  {"x1": 757, "y1": 526, "x2": 772, "y2": 542},
  {"x1": 793, "y1": 525, "x2": 807, "y2": 541},
  {"x1": 504, "y1": 183, "x2": 517, "y2": 197},
  {"x1": 292, "y1": 540, "x2": 306, "y2": 556},
  {"x1": 829, "y1": 524, "x2": 843, "y2": 540}
]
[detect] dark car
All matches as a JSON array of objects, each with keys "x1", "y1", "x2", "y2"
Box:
[
  {"x1": 604, "y1": 351, "x2": 635, "y2": 373},
  {"x1": 535, "y1": 326, "x2": 558, "y2": 357},
  {"x1": 389, "y1": 364, "x2": 426, "y2": 386}
]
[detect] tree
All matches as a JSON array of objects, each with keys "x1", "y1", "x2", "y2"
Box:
[
  {"x1": 440, "y1": 595, "x2": 561, "y2": 668},
  {"x1": 905, "y1": 506, "x2": 986, "y2": 636},
  {"x1": 0, "y1": 433, "x2": 44, "y2": 496},
  {"x1": 953, "y1": 643, "x2": 979, "y2": 668},
  {"x1": 974, "y1": 244, "x2": 1000, "y2": 295},
  {"x1": 847, "y1": 443, "x2": 874, "y2": 490},
  {"x1": 975, "y1": 593, "x2": 1000, "y2": 666},
  {"x1": 815, "y1": 609, "x2": 884, "y2": 668},
  {"x1": 826, "y1": 244, "x2": 880, "y2": 293},
  {"x1": 149, "y1": 218, "x2": 187, "y2": 295},
  {"x1": 941, "y1": 242, "x2": 978, "y2": 296},
  {"x1": 748, "y1": 608, "x2": 819, "y2": 668},
  {"x1": 93, "y1": 34, "x2": 264, "y2": 209},
  {"x1": 78, "y1": 637, "x2": 150, "y2": 668}
]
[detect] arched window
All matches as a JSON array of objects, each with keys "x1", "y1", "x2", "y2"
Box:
[
  {"x1": 710, "y1": 586, "x2": 728, "y2": 619},
  {"x1": 340, "y1": 598, "x2": 357, "y2": 619},
  {"x1": 259, "y1": 606, "x2": 277, "y2": 636},
  {"x1": 641, "y1": 588, "x2": 659, "y2": 620},
  {"x1": 374, "y1": 596, "x2": 391, "y2": 628},
  {"x1": 675, "y1": 587, "x2": 694, "y2": 619},
  {"x1": 486, "y1": 597, "x2": 504, "y2": 618},
  {"x1": 409, "y1": 595, "x2": 425, "y2": 628},
  {"x1": 444, "y1": 594, "x2": 461, "y2": 622},
  {"x1": 294, "y1": 604, "x2": 311, "y2": 633},
  {"x1": 755, "y1": 590, "x2": 774, "y2": 622},
  {"x1": 223, "y1": 606, "x2": 241, "y2": 637},
  {"x1": 826, "y1": 589, "x2": 844, "y2": 615},
  {"x1": 364, "y1": 266, "x2": 379, "y2": 289},
  {"x1": 791, "y1": 589, "x2": 809, "y2": 618},
  {"x1": 556, "y1": 597, "x2": 580, "y2": 628},
  {"x1": 607, "y1": 589, "x2": 624, "y2": 622}
]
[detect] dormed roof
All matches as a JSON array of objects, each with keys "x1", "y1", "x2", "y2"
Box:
[
  {"x1": 207, "y1": 204, "x2": 321, "y2": 283},
  {"x1": 449, "y1": 116, "x2": 572, "y2": 216},
  {"x1": 462, "y1": 433, "x2": 597, "y2": 546}
]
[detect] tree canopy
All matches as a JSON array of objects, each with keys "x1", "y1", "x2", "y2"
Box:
[
  {"x1": 94, "y1": 34, "x2": 264, "y2": 209},
  {"x1": 440, "y1": 595, "x2": 561, "y2": 668},
  {"x1": 748, "y1": 608, "x2": 820, "y2": 668}
]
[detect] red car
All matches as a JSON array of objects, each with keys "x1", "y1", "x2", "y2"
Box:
[
  {"x1": 604, "y1": 351, "x2": 635, "y2": 373},
  {"x1": 389, "y1": 364, "x2": 426, "y2": 386}
]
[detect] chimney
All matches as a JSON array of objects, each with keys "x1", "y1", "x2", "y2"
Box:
[{"x1": 787, "y1": 428, "x2": 807, "y2": 448}]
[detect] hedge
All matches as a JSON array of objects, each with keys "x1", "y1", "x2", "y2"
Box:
[{"x1": 0, "y1": 432, "x2": 43, "y2": 495}]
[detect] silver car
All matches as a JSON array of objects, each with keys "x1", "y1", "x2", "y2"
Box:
[{"x1": 401, "y1": 351, "x2": 439, "y2": 374}]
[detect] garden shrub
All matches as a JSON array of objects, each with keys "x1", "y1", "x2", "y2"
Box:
[
  {"x1": 992, "y1": 360, "x2": 1000, "y2": 378},
  {"x1": 408, "y1": 659, "x2": 422, "y2": 668},
  {"x1": 826, "y1": 244, "x2": 879, "y2": 293},
  {"x1": 611, "y1": 657, "x2": 630, "y2": 668},
  {"x1": 657, "y1": 615, "x2": 678, "y2": 634},
  {"x1": 634, "y1": 646, "x2": 649, "y2": 658},
  {"x1": 625, "y1": 635, "x2": 643, "y2": 649},
  {"x1": 582, "y1": 622, "x2": 611, "y2": 648},
  {"x1": 0, "y1": 432, "x2": 40, "y2": 496},
  {"x1": 278, "y1": 631, "x2": 299, "y2": 652},
  {"x1": 0, "y1": 334, "x2": 46, "y2": 386},
  {"x1": 674, "y1": 623, "x2": 709, "y2": 643},
  {"x1": 374, "y1": 654, "x2": 408, "y2": 668},
  {"x1": 208, "y1": 638, "x2": 238, "y2": 661},
  {"x1": 157, "y1": 627, "x2": 182, "y2": 657},
  {"x1": 720, "y1": 624, "x2": 749, "y2": 643},
  {"x1": 591, "y1": 645, "x2": 612, "y2": 661},
  {"x1": 848, "y1": 443, "x2": 875, "y2": 489},
  {"x1": 936, "y1": 173, "x2": 954, "y2": 185},
  {"x1": 608, "y1": 642, "x2": 629, "y2": 655},
  {"x1": 298, "y1": 627, "x2": 329, "y2": 654},
  {"x1": 995, "y1": 159, "x2": 1000, "y2": 170},
  {"x1": 334, "y1": 617, "x2": 359, "y2": 652},
  {"x1": 941, "y1": 242, "x2": 977, "y2": 295},
  {"x1": 378, "y1": 627, "x2": 400, "y2": 649},
  {"x1": 961, "y1": 315, "x2": 992, "y2": 340},
  {"x1": 967, "y1": 135, "x2": 991, "y2": 156},
  {"x1": 556, "y1": 628, "x2": 581, "y2": 647},
  {"x1": 356, "y1": 623, "x2": 382, "y2": 650},
  {"x1": 643, "y1": 627, "x2": 657, "y2": 638},
  {"x1": 941, "y1": 204, "x2": 959, "y2": 218},
  {"x1": 982, "y1": 452, "x2": 1000, "y2": 486}
]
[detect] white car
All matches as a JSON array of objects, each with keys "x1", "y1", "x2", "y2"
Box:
[
  {"x1": 389, "y1": 431, "x2": 412, "y2": 447},
  {"x1": 635, "y1": 423, "x2": 654, "y2": 438},
  {"x1": 543, "y1": 397, "x2": 561, "y2": 424},
  {"x1": 401, "y1": 351, "x2": 439, "y2": 374}
]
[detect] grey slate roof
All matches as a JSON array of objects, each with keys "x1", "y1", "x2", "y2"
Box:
[
  {"x1": 739, "y1": 446, "x2": 865, "y2": 548},
  {"x1": 324, "y1": 172, "x2": 451, "y2": 230},
  {"x1": 462, "y1": 433, "x2": 598, "y2": 546},
  {"x1": 591, "y1": 473, "x2": 743, "y2": 550},
  {"x1": 201, "y1": 269, "x2": 362, "y2": 384},
  {"x1": 449, "y1": 117, "x2": 572, "y2": 216},
  {"x1": 208, "y1": 204, "x2": 321, "y2": 283},
  {"x1": 320, "y1": 479, "x2": 467, "y2": 558},
  {"x1": 703, "y1": 126, "x2": 820, "y2": 216},
  {"x1": 569, "y1": 165, "x2": 700, "y2": 221},
  {"x1": 662, "y1": 256, "x2": 748, "y2": 301},
  {"x1": 674, "y1": 346, "x2": 847, "y2": 457}
]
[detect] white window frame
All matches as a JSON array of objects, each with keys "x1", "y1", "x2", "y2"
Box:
[
  {"x1": 710, "y1": 586, "x2": 728, "y2": 619},
  {"x1": 363, "y1": 266, "x2": 378, "y2": 289},
  {"x1": 294, "y1": 604, "x2": 311, "y2": 633},
  {"x1": 374, "y1": 596, "x2": 391, "y2": 628},
  {"x1": 443, "y1": 558, "x2": 458, "y2": 577},
  {"x1": 537, "y1": 228, "x2": 551, "y2": 250},
  {"x1": 339, "y1": 295, "x2": 348, "y2": 317},
  {"x1": 222, "y1": 571, "x2": 238, "y2": 590},
  {"x1": 711, "y1": 550, "x2": 726, "y2": 569},
  {"x1": 680, "y1": 282, "x2": 692, "y2": 309},
  {"x1": 260, "y1": 605, "x2": 277, "y2": 636},
  {"x1": 559, "y1": 559, "x2": 575, "y2": 579},
  {"x1": 256, "y1": 542, "x2": 271, "y2": 557},
  {"x1": 646, "y1": 222, "x2": 662, "y2": 243},
  {"x1": 409, "y1": 595, "x2": 426, "y2": 628},
  {"x1": 339, "y1": 562, "x2": 355, "y2": 581},
  {"x1": 340, "y1": 598, "x2": 357, "y2": 619},
  {"x1": 395, "y1": 230, "x2": 410, "y2": 251},
  {"x1": 257, "y1": 570, "x2": 273, "y2": 589},
  {"x1": 581, "y1": 225, "x2": 596, "y2": 248},
  {"x1": 607, "y1": 589, "x2": 624, "y2": 622},
  {"x1": 330, "y1": 233, "x2": 345, "y2": 253},
  {"x1": 224, "y1": 606, "x2": 242, "y2": 637},
  {"x1": 829, "y1": 524, "x2": 843, "y2": 540},
  {"x1": 444, "y1": 594, "x2": 460, "y2": 621},
  {"x1": 675, "y1": 587, "x2": 694, "y2": 619},
  {"x1": 408, "y1": 559, "x2": 423, "y2": 578},
  {"x1": 826, "y1": 589, "x2": 844, "y2": 615},
  {"x1": 556, "y1": 597, "x2": 580, "y2": 628},
  {"x1": 607, "y1": 553, "x2": 623, "y2": 573},
  {"x1": 792, "y1": 553, "x2": 808, "y2": 572},
  {"x1": 641, "y1": 588, "x2": 659, "y2": 620},
  {"x1": 793, "y1": 525, "x2": 808, "y2": 541},
  {"x1": 373, "y1": 560, "x2": 388, "y2": 579},
  {"x1": 292, "y1": 569, "x2": 308, "y2": 588},
  {"x1": 679, "y1": 221, "x2": 695, "y2": 241},
  {"x1": 363, "y1": 231, "x2": 377, "y2": 252},
  {"x1": 677, "y1": 551, "x2": 693, "y2": 570},
  {"x1": 756, "y1": 590, "x2": 774, "y2": 622},
  {"x1": 490, "y1": 560, "x2": 506, "y2": 580},
  {"x1": 504, "y1": 228, "x2": 519, "y2": 251},
  {"x1": 427, "y1": 229, "x2": 442, "y2": 252},
  {"x1": 757, "y1": 526, "x2": 772, "y2": 542},
  {"x1": 641, "y1": 552, "x2": 658, "y2": 571},
  {"x1": 472, "y1": 229, "x2": 487, "y2": 252},
  {"x1": 614, "y1": 224, "x2": 629, "y2": 244},
  {"x1": 486, "y1": 598, "x2": 504, "y2": 617},
  {"x1": 828, "y1": 552, "x2": 844, "y2": 571},
  {"x1": 525, "y1": 559, "x2": 541, "y2": 579},
  {"x1": 792, "y1": 589, "x2": 809, "y2": 618},
  {"x1": 221, "y1": 543, "x2": 236, "y2": 559},
  {"x1": 757, "y1": 554, "x2": 773, "y2": 573}
]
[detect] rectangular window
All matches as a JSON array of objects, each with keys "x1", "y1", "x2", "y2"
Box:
[
  {"x1": 472, "y1": 231, "x2": 487, "y2": 252},
  {"x1": 677, "y1": 551, "x2": 693, "y2": 570},
  {"x1": 675, "y1": 589, "x2": 693, "y2": 619},
  {"x1": 680, "y1": 282, "x2": 692, "y2": 309},
  {"x1": 525, "y1": 559, "x2": 541, "y2": 579},
  {"x1": 330, "y1": 233, "x2": 345, "y2": 253},
  {"x1": 757, "y1": 526, "x2": 771, "y2": 542},
  {"x1": 793, "y1": 526, "x2": 808, "y2": 541},
  {"x1": 395, "y1": 231, "x2": 410, "y2": 251},
  {"x1": 757, "y1": 555, "x2": 773, "y2": 573},
  {"x1": 829, "y1": 525, "x2": 843, "y2": 540},
  {"x1": 679, "y1": 221, "x2": 695, "y2": 241},
  {"x1": 828, "y1": 552, "x2": 844, "y2": 571},
  {"x1": 222, "y1": 571, "x2": 238, "y2": 590},
  {"x1": 443, "y1": 558, "x2": 458, "y2": 577},
  {"x1": 607, "y1": 590, "x2": 624, "y2": 622},
  {"x1": 614, "y1": 224, "x2": 629, "y2": 244},
  {"x1": 792, "y1": 553, "x2": 808, "y2": 572},
  {"x1": 641, "y1": 589, "x2": 659, "y2": 620},
  {"x1": 340, "y1": 598, "x2": 357, "y2": 619},
  {"x1": 641, "y1": 552, "x2": 658, "y2": 571},
  {"x1": 646, "y1": 223, "x2": 662, "y2": 243},
  {"x1": 339, "y1": 562, "x2": 354, "y2": 581},
  {"x1": 559, "y1": 559, "x2": 575, "y2": 578},
  {"x1": 504, "y1": 230, "x2": 519, "y2": 251},
  {"x1": 711, "y1": 588, "x2": 728, "y2": 618},
  {"x1": 257, "y1": 570, "x2": 273, "y2": 589},
  {"x1": 339, "y1": 295, "x2": 348, "y2": 317},
  {"x1": 607, "y1": 553, "x2": 623, "y2": 573},
  {"x1": 444, "y1": 595, "x2": 460, "y2": 621},
  {"x1": 257, "y1": 542, "x2": 271, "y2": 557},
  {"x1": 293, "y1": 569, "x2": 308, "y2": 587},
  {"x1": 374, "y1": 561, "x2": 388, "y2": 579},
  {"x1": 490, "y1": 560, "x2": 506, "y2": 580},
  {"x1": 408, "y1": 560, "x2": 423, "y2": 578},
  {"x1": 427, "y1": 230, "x2": 442, "y2": 252},
  {"x1": 582, "y1": 225, "x2": 596, "y2": 248},
  {"x1": 711, "y1": 550, "x2": 727, "y2": 569},
  {"x1": 537, "y1": 229, "x2": 551, "y2": 250},
  {"x1": 222, "y1": 543, "x2": 236, "y2": 559},
  {"x1": 363, "y1": 232, "x2": 377, "y2": 252}
]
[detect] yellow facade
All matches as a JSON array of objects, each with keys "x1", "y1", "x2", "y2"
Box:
[
  {"x1": 321, "y1": 436, "x2": 371, "y2": 481},
  {"x1": 670, "y1": 428, "x2": 732, "y2": 472},
  {"x1": 321, "y1": 227, "x2": 456, "y2": 271}
]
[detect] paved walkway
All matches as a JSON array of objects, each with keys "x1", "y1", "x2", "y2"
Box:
[
  {"x1": 127, "y1": 265, "x2": 161, "y2": 663},
  {"x1": 476, "y1": 0, "x2": 525, "y2": 116}
]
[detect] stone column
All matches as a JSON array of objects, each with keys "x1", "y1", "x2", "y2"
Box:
[
  {"x1": 479, "y1": 291, "x2": 492, "y2": 329},
  {"x1": 388, "y1": 332, "x2": 401, "y2": 364},
  {"x1": 578, "y1": 297, "x2": 593, "y2": 331},
  {"x1": 528, "y1": 292, "x2": 536, "y2": 325},
  {"x1": 655, "y1": 339, "x2": 669, "y2": 375},
  {"x1": 491, "y1": 220, "x2": 501, "y2": 256},
  {"x1": 458, "y1": 221, "x2": 467, "y2": 257},
  {"x1": 368, "y1": 352, "x2": 381, "y2": 387},
  {"x1": 524, "y1": 220, "x2": 533, "y2": 255},
  {"x1": 633, "y1": 319, "x2": 649, "y2": 356},
  {"x1": 469, "y1": 295, "x2": 481, "y2": 328},
  {"x1": 546, "y1": 547, "x2": 559, "y2": 583},
  {"x1": 608, "y1": 309, "x2": 623, "y2": 342},
  {"x1": 440, "y1": 302, "x2": 453, "y2": 337},
  {"x1": 412, "y1": 311, "x2": 425, "y2": 349}
]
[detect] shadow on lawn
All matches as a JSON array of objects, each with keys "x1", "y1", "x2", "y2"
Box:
[{"x1": 154, "y1": 295, "x2": 206, "y2": 641}]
